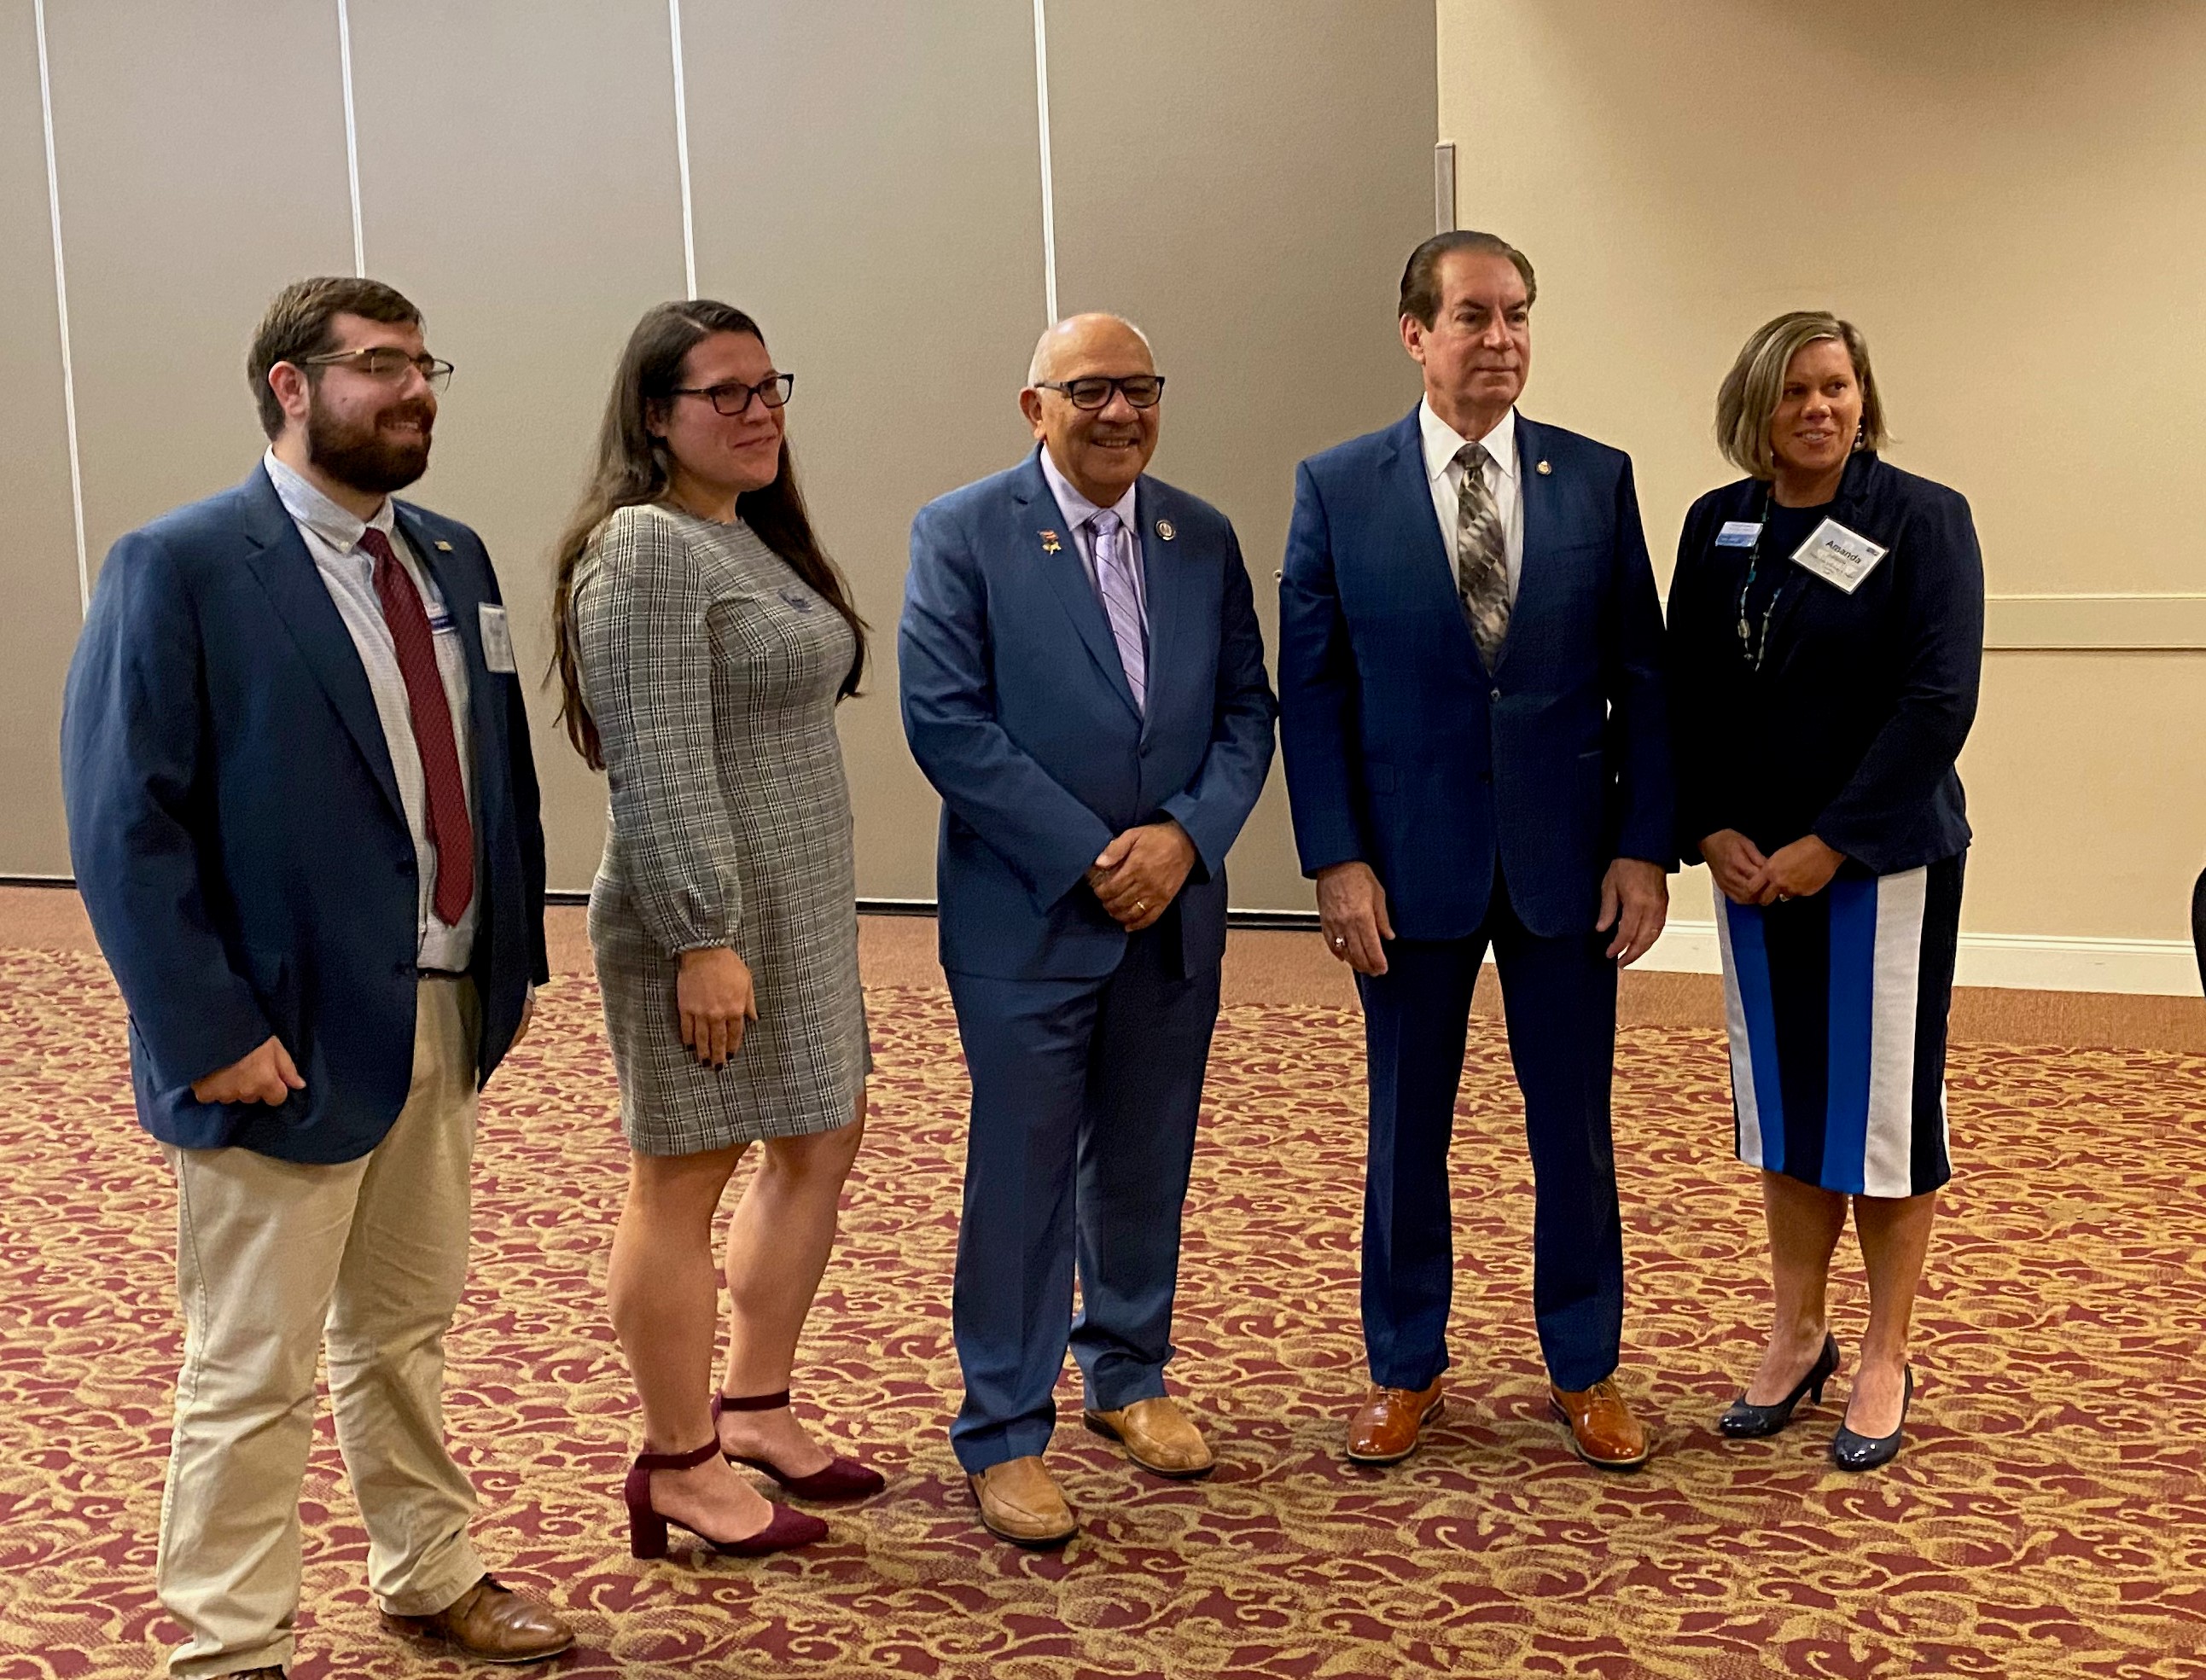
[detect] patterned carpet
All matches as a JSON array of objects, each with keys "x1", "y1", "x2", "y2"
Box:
[{"x1": 3, "y1": 947, "x2": 2203, "y2": 1679}]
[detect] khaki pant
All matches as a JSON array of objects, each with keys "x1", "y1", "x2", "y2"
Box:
[{"x1": 157, "y1": 980, "x2": 485, "y2": 1678}]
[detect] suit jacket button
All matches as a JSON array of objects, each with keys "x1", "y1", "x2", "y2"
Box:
[
  {"x1": 1490, "y1": 687, "x2": 1502, "y2": 702},
  {"x1": 396, "y1": 959, "x2": 416, "y2": 978}
]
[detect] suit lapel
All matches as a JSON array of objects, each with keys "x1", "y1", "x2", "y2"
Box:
[
  {"x1": 235, "y1": 468, "x2": 406, "y2": 824},
  {"x1": 1132, "y1": 479, "x2": 1178, "y2": 741},
  {"x1": 1384, "y1": 410, "x2": 1481, "y2": 664},
  {"x1": 1014, "y1": 451, "x2": 1141, "y2": 724},
  {"x1": 394, "y1": 503, "x2": 496, "y2": 773},
  {"x1": 1503, "y1": 414, "x2": 1567, "y2": 676}
]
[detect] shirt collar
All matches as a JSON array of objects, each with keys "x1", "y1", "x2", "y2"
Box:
[
  {"x1": 264, "y1": 447, "x2": 396, "y2": 555},
  {"x1": 1419, "y1": 398, "x2": 1518, "y2": 485},
  {"x1": 1037, "y1": 443, "x2": 1138, "y2": 536}
]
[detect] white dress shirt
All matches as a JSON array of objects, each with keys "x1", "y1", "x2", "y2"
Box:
[
  {"x1": 1038, "y1": 444, "x2": 1150, "y2": 631},
  {"x1": 264, "y1": 450, "x2": 478, "y2": 971},
  {"x1": 1419, "y1": 398, "x2": 1524, "y2": 605}
]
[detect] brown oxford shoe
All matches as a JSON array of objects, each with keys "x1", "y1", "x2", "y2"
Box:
[
  {"x1": 381, "y1": 1573, "x2": 575, "y2": 1664},
  {"x1": 1084, "y1": 1395, "x2": 1215, "y2": 1479},
  {"x1": 969, "y1": 1455, "x2": 1078, "y2": 1548},
  {"x1": 1548, "y1": 1377, "x2": 1653, "y2": 1470},
  {"x1": 1345, "y1": 1378, "x2": 1446, "y2": 1465}
]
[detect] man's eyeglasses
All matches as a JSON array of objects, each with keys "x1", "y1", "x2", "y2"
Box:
[
  {"x1": 1034, "y1": 375, "x2": 1166, "y2": 411},
  {"x1": 297, "y1": 347, "x2": 455, "y2": 390},
  {"x1": 670, "y1": 374, "x2": 796, "y2": 417}
]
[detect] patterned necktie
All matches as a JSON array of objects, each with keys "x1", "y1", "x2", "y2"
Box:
[
  {"x1": 359, "y1": 526, "x2": 474, "y2": 925},
  {"x1": 1089, "y1": 509, "x2": 1147, "y2": 714},
  {"x1": 1453, "y1": 440, "x2": 1510, "y2": 668}
]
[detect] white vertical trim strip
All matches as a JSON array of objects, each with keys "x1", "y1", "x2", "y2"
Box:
[
  {"x1": 1862, "y1": 867, "x2": 1930, "y2": 1199},
  {"x1": 32, "y1": 0, "x2": 89, "y2": 616},
  {"x1": 1713, "y1": 902, "x2": 1764, "y2": 1171},
  {"x1": 1030, "y1": 0, "x2": 1058, "y2": 323},
  {"x1": 336, "y1": 0, "x2": 364, "y2": 276},
  {"x1": 667, "y1": 0, "x2": 697, "y2": 299}
]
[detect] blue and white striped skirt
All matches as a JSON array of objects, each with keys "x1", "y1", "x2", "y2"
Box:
[{"x1": 1713, "y1": 852, "x2": 1964, "y2": 1198}]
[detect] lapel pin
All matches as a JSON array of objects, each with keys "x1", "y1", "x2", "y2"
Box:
[
  {"x1": 433, "y1": 538, "x2": 453, "y2": 551},
  {"x1": 1155, "y1": 518, "x2": 1176, "y2": 542},
  {"x1": 1039, "y1": 529, "x2": 1062, "y2": 554},
  {"x1": 1535, "y1": 460, "x2": 1552, "y2": 476}
]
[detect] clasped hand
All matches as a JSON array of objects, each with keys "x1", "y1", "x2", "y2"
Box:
[
  {"x1": 678, "y1": 945, "x2": 756, "y2": 1067},
  {"x1": 1088, "y1": 820, "x2": 1196, "y2": 933},
  {"x1": 1701, "y1": 829, "x2": 1845, "y2": 906}
]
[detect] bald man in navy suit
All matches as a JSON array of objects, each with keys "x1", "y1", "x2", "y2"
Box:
[{"x1": 901, "y1": 315, "x2": 1275, "y2": 1547}]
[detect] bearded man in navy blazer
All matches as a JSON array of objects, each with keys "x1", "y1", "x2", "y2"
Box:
[
  {"x1": 901, "y1": 314, "x2": 1275, "y2": 1547},
  {"x1": 1278, "y1": 232, "x2": 1676, "y2": 1472},
  {"x1": 61, "y1": 278, "x2": 569, "y2": 1674}
]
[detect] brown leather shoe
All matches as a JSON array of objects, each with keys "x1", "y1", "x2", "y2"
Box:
[
  {"x1": 1345, "y1": 1378, "x2": 1446, "y2": 1465},
  {"x1": 1084, "y1": 1395, "x2": 1215, "y2": 1479},
  {"x1": 1549, "y1": 1377, "x2": 1653, "y2": 1470},
  {"x1": 969, "y1": 1455, "x2": 1077, "y2": 1548},
  {"x1": 381, "y1": 1573, "x2": 576, "y2": 1664}
]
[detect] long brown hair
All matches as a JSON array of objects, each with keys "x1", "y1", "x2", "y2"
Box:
[{"x1": 549, "y1": 299, "x2": 868, "y2": 768}]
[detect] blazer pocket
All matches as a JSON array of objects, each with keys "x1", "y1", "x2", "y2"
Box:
[{"x1": 242, "y1": 945, "x2": 310, "y2": 1081}]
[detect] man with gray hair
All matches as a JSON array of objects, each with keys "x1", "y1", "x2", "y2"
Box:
[{"x1": 900, "y1": 314, "x2": 1276, "y2": 1545}]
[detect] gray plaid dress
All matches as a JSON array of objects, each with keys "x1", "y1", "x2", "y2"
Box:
[{"x1": 573, "y1": 504, "x2": 866, "y2": 1154}]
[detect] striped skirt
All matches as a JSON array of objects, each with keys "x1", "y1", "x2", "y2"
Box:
[{"x1": 1714, "y1": 852, "x2": 1964, "y2": 1198}]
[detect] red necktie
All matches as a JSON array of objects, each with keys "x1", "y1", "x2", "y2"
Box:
[{"x1": 359, "y1": 526, "x2": 474, "y2": 926}]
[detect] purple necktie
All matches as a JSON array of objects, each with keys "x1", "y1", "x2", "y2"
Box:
[{"x1": 1089, "y1": 509, "x2": 1146, "y2": 714}]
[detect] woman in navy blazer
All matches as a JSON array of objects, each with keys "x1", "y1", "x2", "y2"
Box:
[{"x1": 1668, "y1": 311, "x2": 1983, "y2": 1472}]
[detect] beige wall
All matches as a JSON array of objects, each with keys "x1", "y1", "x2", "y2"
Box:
[
  {"x1": 0, "y1": 4, "x2": 77, "y2": 875},
  {"x1": 8, "y1": 0, "x2": 1435, "y2": 914},
  {"x1": 1438, "y1": 0, "x2": 2206, "y2": 946}
]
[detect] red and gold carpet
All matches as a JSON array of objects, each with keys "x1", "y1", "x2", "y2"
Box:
[{"x1": 3, "y1": 947, "x2": 2202, "y2": 1678}]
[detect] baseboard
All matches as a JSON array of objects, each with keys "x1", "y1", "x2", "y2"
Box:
[{"x1": 1641, "y1": 918, "x2": 2201, "y2": 997}]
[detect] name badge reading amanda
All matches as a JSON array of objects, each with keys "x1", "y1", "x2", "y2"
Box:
[{"x1": 1789, "y1": 518, "x2": 1888, "y2": 594}]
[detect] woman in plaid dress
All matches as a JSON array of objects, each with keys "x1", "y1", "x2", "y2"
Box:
[{"x1": 551, "y1": 301, "x2": 881, "y2": 1565}]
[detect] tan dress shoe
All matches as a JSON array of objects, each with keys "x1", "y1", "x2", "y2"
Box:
[
  {"x1": 1083, "y1": 1395, "x2": 1215, "y2": 1479},
  {"x1": 1549, "y1": 1377, "x2": 1653, "y2": 1470},
  {"x1": 969, "y1": 1455, "x2": 1077, "y2": 1548},
  {"x1": 381, "y1": 1573, "x2": 576, "y2": 1664},
  {"x1": 1345, "y1": 1378, "x2": 1446, "y2": 1464}
]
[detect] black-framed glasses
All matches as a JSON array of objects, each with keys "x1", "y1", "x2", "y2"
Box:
[
  {"x1": 670, "y1": 373, "x2": 795, "y2": 416},
  {"x1": 297, "y1": 346, "x2": 455, "y2": 389},
  {"x1": 1034, "y1": 375, "x2": 1165, "y2": 410}
]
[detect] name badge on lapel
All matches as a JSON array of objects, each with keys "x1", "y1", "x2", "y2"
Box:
[
  {"x1": 1715, "y1": 520, "x2": 1761, "y2": 549},
  {"x1": 1789, "y1": 519, "x2": 1888, "y2": 594},
  {"x1": 478, "y1": 602, "x2": 517, "y2": 673}
]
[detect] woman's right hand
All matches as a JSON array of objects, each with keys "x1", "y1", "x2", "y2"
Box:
[
  {"x1": 1700, "y1": 829, "x2": 1771, "y2": 906},
  {"x1": 677, "y1": 946, "x2": 756, "y2": 1067}
]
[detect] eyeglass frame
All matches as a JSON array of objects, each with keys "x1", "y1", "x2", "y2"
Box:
[
  {"x1": 1033, "y1": 375, "x2": 1167, "y2": 411},
  {"x1": 295, "y1": 346, "x2": 456, "y2": 390},
  {"x1": 667, "y1": 373, "x2": 797, "y2": 417}
]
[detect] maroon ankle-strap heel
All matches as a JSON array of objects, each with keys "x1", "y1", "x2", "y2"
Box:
[
  {"x1": 622, "y1": 1436, "x2": 828, "y2": 1560},
  {"x1": 713, "y1": 1391, "x2": 886, "y2": 1502}
]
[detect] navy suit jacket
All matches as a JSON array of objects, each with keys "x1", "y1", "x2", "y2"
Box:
[
  {"x1": 900, "y1": 451, "x2": 1277, "y2": 980},
  {"x1": 61, "y1": 465, "x2": 549, "y2": 1164},
  {"x1": 1278, "y1": 408, "x2": 1673, "y2": 941}
]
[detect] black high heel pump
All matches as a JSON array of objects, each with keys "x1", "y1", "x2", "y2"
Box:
[{"x1": 1717, "y1": 1334, "x2": 1840, "y2": 1439}]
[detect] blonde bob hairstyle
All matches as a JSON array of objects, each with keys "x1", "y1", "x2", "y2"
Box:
[{"x1": 1715, "y1": 311, "x2": 1888, "y2": 480}]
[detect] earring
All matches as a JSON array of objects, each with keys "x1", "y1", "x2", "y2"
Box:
[{"x1": 1853, "y1": 418, "x2": 1866, "y2": 451}]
